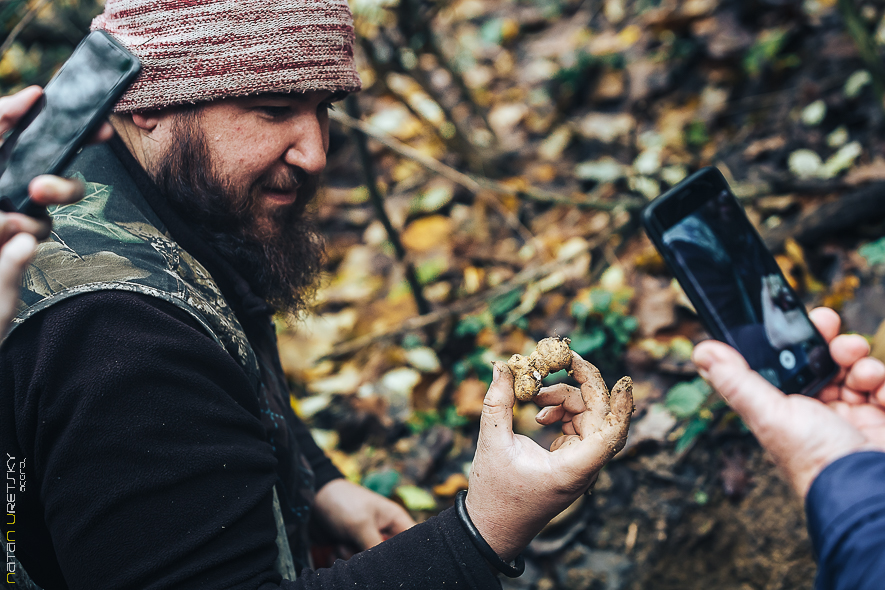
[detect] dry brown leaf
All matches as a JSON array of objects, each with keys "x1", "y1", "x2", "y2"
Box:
[
  {"x1": 592, "y1": 69, "x2": 627, "y2": 102},
  {"x1": 744, "y1": 136, "x2": 787, "y2": 160},
  {"x1": 453, "y1": 377, "x2": 488, "y2": 420},
  {"x1": 844, "y1": 157, "x2": 885, "y2": 185},
  {"x1": 634, "y1": 275, "x2": 677, "y2": 337}
]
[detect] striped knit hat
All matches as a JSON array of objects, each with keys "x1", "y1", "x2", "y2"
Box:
[{"x1": 91, "y1": 0, "x2": 362, "y2": 113}]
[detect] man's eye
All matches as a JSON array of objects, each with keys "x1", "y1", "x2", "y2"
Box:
[{"x1": 257, "y1": 106, "x2": 290, "y2": 117}]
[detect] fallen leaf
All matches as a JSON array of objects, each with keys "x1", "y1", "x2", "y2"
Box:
[
  {"x1": 635, "y1": 275, "x2": 678, "y2": 337},
  {"x1": 621, "y1": 403, "x2": 678, "y2": 453},
  {"x1": 401, "y1": 215, "x2": 454, "y2": 252},
  {"x1": 433, "y1": 473, "x2": 469, "y2": 497},
  {"x1": 743, "y1": 136, "x2": 786, "y2": 160},
  {"x1": 453, "y1": 377, "x2": 488, "y2": 420},
  {"x1": 363, "y1": 469, "x2": 401, "y2": 498},
  {"x1": 665, "y1": 379, "x2": 712, "y2": 419},
  {"x1": 844, "y1": 157, "x2": 885, "y2": 185},
  {"x1": 575, "y1": 113, "x2": 636, "y2": 143},
  {"x1": 396, "y1": 485, "x2": 438, "y2": 511}
]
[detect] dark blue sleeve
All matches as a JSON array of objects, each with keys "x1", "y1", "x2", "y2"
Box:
[{"x1": 806, "y1": 451, "x2": 885, "y2": 590}]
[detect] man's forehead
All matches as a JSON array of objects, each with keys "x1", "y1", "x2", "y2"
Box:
[{"x1": 244, "y1": 90, "x2": 348, "y2": 102}]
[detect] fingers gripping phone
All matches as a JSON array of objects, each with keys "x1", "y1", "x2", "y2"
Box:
[
  {"x1": 0, "y1": 31, "x2": 141, "y2": 217},
  {"x1": 643, "y1": 167, "x2": 838, "y2": 396}
]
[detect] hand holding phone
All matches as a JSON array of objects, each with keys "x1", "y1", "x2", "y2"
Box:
[
  {"x1": 693, "y1": 309, "x2": 885, "y2": 498},
  {"x1": 0, "y1": 86, "x2": 112, "y2": 337},
  {"x1": 0, "y1": 31, "x2": 140, "y2": 218},
  {"x1": 643, "y1": 167, "x2": 837, "y2": 395}
]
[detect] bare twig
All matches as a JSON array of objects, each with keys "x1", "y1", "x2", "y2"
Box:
[
  {"x1": 330, "y1": 108, "x2": 643, "y2": 212},
  {"x1": 331, "y1": 106, "x2": 542, "y2": 253},
  {"x1": 358, "y1": 36, "x2": 481, "y2": 165},
  {"x1": 0, "y1": 0, "x2": 52, "y2": 58},
  {"x1": 346, "y1": 95, "x2": 432, "y2": 316},
  {"x1": 397, "y1": 0, "x2": 496, "y2": 148}
]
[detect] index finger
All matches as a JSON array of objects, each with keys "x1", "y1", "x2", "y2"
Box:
[
  {"x1": 0, "y1": 86, "x2": 43, "y2": 136},
  {"x1": 570, "y1": 352, "x2": 610, "y2": 396}
]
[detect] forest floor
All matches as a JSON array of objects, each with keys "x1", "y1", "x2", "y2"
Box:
[
  {"x1": 283, "y1": 1, "x2": 885, "y2": 588},
  {"x1": 6, "y1": 0, "x2": 885, "y2": 587}
]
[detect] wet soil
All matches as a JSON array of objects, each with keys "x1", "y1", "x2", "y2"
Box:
[{"x1": 504, "y1": 436, "x2": 816, "y2": 590}]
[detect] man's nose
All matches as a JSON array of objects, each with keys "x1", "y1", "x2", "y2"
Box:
[{"x1": 284, "y1": 114, "x2": 327, "y2": 175}]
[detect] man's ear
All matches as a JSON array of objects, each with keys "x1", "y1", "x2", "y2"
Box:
[{"x1": 131, "y1": 112, "x2": 160, "y2": 131}]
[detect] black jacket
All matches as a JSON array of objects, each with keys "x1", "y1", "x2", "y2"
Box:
[{"x1": 1, "y1": 139, "x2": 499, "y2": 590}]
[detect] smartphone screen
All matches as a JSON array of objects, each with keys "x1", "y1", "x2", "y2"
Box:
[
  {"x1": 0, "y1": 31, "x2": 140, "y2": 216},
  {"x1": 644, "y1": 167, "x2": 837, "y2": 395}
]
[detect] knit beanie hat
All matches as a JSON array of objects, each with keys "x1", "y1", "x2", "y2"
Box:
[{"x1": 91, "y1": 0, "x2": 362, "y2": 113}]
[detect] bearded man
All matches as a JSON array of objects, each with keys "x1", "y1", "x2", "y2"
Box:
[{"x1": 0, "y1": 1, "x2": 633, "y2": 589}]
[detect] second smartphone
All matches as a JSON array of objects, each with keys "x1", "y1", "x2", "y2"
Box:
[
  {"x1": 642, "y1": 167, "x2": 837, "y2": 396},
  {"x1": 0, "y1": 30, "x2": 141, "y2": 217}
]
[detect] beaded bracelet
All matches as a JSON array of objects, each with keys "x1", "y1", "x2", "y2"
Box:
[{"x1": 454, "y1": 490, "x2": 526, "y2": 578}]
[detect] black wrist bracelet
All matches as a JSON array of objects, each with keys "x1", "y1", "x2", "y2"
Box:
[{"x1": 454, "y1": 490, "x2": 526, "y2": 578}]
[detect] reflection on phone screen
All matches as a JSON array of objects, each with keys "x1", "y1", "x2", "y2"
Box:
[{"x1": 661, "y1": 190, "x2": 830, "y2": 389}]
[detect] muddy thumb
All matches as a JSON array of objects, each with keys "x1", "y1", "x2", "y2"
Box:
[
  {"x1": 693, "y1": 340, "x2": 785, "y2": 429},
  {"x1": 478, "y1": 361, "x2": 516, "y2": 447}
]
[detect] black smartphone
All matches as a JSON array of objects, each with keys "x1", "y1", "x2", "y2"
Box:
[
  {"x1": 0, "y1": 30, "x2": 140, "y2": 217},
  {"x1": 642, "y1": 167, "x2": 837, "y2": 396}
]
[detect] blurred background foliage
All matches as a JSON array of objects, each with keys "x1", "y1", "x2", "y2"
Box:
[{"x1": 8, "y1": 0, "x2": 885, "y2": 587}]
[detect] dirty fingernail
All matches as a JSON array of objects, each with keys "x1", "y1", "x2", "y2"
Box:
[
  {"x1": 492, "y1": 361, "x2": 500, "y2": 381},
  {"x1": 536, "y1": 407, "x2": 550, "y2": 421}
]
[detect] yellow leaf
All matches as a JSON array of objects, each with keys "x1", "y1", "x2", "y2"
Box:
[
  {"x1": 618, "y1": 25, "x2": 642, "y2": 47},
  {"x1": 775, "y1": 254, "x2": 799, "y2": 291},
  {"x1": 433, "y1": 473, "x2": 469, "y2": 497},
  {"x1": 401, "y1": 215, "x2": 453, "y2": 252}
]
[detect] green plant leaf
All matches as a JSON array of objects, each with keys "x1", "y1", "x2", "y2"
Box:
[
  {"x1": 363, "y1": 469, "x2": 400, "y2": 497},
  {"x1": 443, "y1": 405, "x2": 469, "y2": 429},
  {"x1": 489, "y1": 289, "x2": 522, "y2": 317},
  {"x1": 675, "y1": 415, "x2": 711, "y2": 454},
  {"x1": 569, "y1": 330, "x2": 607, "y2": 356},
  {"x1": 685, "y1": 120, "x2": 710, "y2": 147},
  {"x1": 396, "y1": 485, "x2": 437, "y2": 511},
  {"x1": 590, "y1": 289, "x2": 613, "y2": 313},
  {"x1": 571, "y1": 301, "x2": 590, "y2": 322},
  {"x1": 665, "y1": 378, "x2": 712, "y2": 419},
  {"x1": 860, "y1": 238, "x2": 885, "y2": 267},
  {"x1": 455, "y1": 314, "x2": 488, "y2": 337},
  {"x1": 416, "y1": 257, "x2": 447, "y2": 285},
  {"x1": 744, "y1": 28, "x2": 789, "y2": 77}
]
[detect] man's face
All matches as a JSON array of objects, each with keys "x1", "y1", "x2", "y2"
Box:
[
  {"x1": 193, "y1": 91, "x2": 334, "y2": 236},
  {"x1": 149, "y1": 91, "x2": 339, "y2": 313}
]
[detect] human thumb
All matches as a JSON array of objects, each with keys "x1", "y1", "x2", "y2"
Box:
[
  {"x1": 478, "y1": 361, "x2": 516, "y2": 449},
  {"x1": 692, "y1": 340, "x2": 786, "y2": 432}
]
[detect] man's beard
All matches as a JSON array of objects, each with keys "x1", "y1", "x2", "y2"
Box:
[{"x1": 149, "y1": 109, "x2": 325, "y2": 315}]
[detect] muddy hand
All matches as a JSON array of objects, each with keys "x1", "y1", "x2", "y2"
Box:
[{"x1": 465, "y1": 356, "x2": 632, "y2": 562}]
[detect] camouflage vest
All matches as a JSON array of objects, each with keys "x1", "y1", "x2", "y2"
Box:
[{"x1": 5, "y1": 149, "x2": 304, "y2": 585}]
